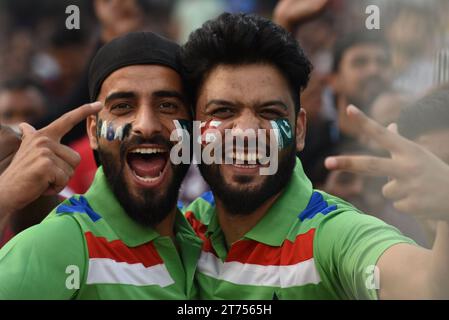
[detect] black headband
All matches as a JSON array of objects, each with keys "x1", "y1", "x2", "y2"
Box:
[{"x1": 88, "y1": 32, "x2": 182, "y2": 101}]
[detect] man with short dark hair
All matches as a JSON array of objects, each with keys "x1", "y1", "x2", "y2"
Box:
[
  {"x1": 182, "y1": 13, "x2": 449, "y2": 299},
  {"x1": 329, "y1": 32, "x2": 391, "y2": 112}
]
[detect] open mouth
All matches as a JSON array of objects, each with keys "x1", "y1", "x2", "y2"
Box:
[{"x1": 126, "y1": 146, "x2": 169, "y2": 186}]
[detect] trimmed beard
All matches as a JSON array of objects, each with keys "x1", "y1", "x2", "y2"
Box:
[
  {"x1": 98, "y1": 135, "x2": 190, "y2": 228},
  {"x1": 198, "y1": 145, "x2": 297, "y2": 216}
]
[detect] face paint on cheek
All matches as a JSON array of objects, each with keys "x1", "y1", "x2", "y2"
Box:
[
  {"x1": 96, "y1": 118, "x2": 103, "y2": 138},
  {"x1": 97, "y1": 119, "x2": 132, "y2": 142},
  {"x1": 106, "y1": 122, "x2": 115, "y2": 141},
  {"x1": 121, "y1": 123, "x2": 132, "y2": 140},
  {"x1": 270, "y1": 118, "x2": 293, "y2": 150},
  {"x1": 100, "y1": 119, "x2": 108, "y2": 139},
  {"x1": 198, "y1": 120, "x2": 222, "y2": 146}
]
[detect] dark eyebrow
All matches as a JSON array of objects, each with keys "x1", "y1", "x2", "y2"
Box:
[
  {"x1": 105, "y1": 91, "x2": 137, "y2": 105},
  {"x1": 205, "y1": 99, "x2": 236, "y2": 111},
  {"x1": 258, "y1": 100, "x2": 288, "y2": 110},
  {"x1": 152, "y1": 90, "x2": 186, "y2": 104}
]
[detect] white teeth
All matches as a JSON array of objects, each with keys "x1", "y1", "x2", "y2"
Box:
[
  {"x1": 249, "y1": 153, "x2": 257, "y2": 162},
  {"x1": 234, "y1": 164, "x2": 257, "y2": 169},
  {"x1": 228, "y1": 151, "x2": 259, "y2": 164},
  {"x1": 130, "y1": 148, "x2": 165, "y2": 154},
  {"x1": 133, "y1": 170, "x2": 163, "y2": 182}
]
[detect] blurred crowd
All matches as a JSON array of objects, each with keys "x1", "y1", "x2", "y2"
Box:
[{"x1": 1, "y1": 0, "x2": 449, "y2": 248}]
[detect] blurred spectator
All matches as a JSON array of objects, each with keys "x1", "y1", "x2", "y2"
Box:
[
  {"x1": 301, "y1": 31, "x2": 391, "y2": 185},
  {"x1": 0, "y1": 76, "x2": 48, "y2": 128},
  {"x1": 387, "y1": 3, "x2": 439, "y2": 95},
  {"x1": 34, "y1": 27, "x2": 93, "y2": 110},
  {"x1": 173, "y1": 0, "x2": 227, "y2": 43},
  {"x1": 327, "y1": 31, "x2": 391, "y2": 114},
  {"x1": 95, "y1": 0, "x2": 150, "y2": 43}
]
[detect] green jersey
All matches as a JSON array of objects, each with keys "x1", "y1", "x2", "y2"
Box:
[
  {"x1": 0, "y1": 167, "x2": 202, "y2": 300},
  {"x1": 184, "y1": 158, "x2": 416, "y2": 300}
]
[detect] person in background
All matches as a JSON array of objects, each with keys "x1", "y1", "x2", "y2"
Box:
[
  {"x1": 386, "y1": 3, "x2": 438, "y2": 95},
  {"x1": 0, "y1": 76, "x2": 48, "y2": 128},
  {"x1": 302, "y1": 31, "x2": 392, "y2": 186}
]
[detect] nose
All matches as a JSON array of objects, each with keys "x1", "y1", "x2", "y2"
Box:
[
  {"x1": 131, "y1": 105, "x2": 163, "y2": 139},
  {"x1": 231, "y1": 109, "x2": 261, "y2": 147},
  {"x1": 231, "y1": 108, "x2": 261, "y2": 134}
]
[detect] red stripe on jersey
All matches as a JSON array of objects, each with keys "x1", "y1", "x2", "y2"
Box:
[
  {"x1": 85, "y1": 232, "x2": 163, "y2": 267},
  {"x1": 225, "y1": 228, "x2": 316, "y2": 266},
  {"x1": 185, "y1": 211, "x2": 217, "y2": 256}
]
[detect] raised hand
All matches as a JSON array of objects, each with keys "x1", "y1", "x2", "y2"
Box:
[
  {"x1": 273, "y1": 0, "x2": 329, "y2": 31},
  {"x1": 0, "y1": 102, "x2": 102, "y2": 215},
  {"x1": 325, "y1": 105, "x2": 449, "y2": 220},
  {"x1": 0, "y1": 125, "x2": 21, "y2": 174}
]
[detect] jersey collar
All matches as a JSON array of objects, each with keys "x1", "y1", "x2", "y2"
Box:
[
  {"x1": 207, "y1": 158, "x2": 313, "y2": 247},
  {"x1": 85, "y1": 167, "x2": 195, "y2": 247}
]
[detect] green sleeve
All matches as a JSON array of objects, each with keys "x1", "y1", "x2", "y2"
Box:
[
  {"x1": 0, "y1": 215, "x2": 86, "y2": 299},
  {"x1": 314, "y1": 210, "x2": 417, "y2": 300}
]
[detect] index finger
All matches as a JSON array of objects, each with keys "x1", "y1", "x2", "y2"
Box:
[
  {"x1": 41, "y1": 102, "x2": 102, "y2": 141},
  {"x1": 324, "y1": 155, "x2": 405, "y2": 178},
  {"x1": 346, "y1": 105, "x2": 412, "y2": 154}
]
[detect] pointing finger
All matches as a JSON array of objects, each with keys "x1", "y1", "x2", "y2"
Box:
[{"x1": 41, "y1": 102, "x2": 102, "y2": 142}]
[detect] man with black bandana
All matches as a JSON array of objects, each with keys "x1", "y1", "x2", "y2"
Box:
[{"x1": 0, "y1": 32, "x2": 202, "y2": 299}]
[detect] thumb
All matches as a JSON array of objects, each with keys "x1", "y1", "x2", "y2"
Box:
[{"x1": 18, "y1": 122, "x2": 36, "y2": 138}]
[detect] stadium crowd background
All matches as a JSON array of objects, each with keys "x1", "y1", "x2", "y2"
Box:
[{"x1": 0, "y1": 0, "x2": 449, "y2": 248}]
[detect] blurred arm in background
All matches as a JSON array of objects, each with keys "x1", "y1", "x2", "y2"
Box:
[{"x1": 273, "y1": 0, "x2": 329, "y2": 32}]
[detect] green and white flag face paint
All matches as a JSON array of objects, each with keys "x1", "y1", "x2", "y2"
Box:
[{"x1": 270, "y1": 118, "x2": 293, "y2": 150}]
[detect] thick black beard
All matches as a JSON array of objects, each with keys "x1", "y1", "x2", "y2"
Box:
[
  {"x1": 198, "y1": 145, "x2": 297, "y2": 216},
  {"x1": 98, "y1": 135, "x2": 190, "y2": 228}
]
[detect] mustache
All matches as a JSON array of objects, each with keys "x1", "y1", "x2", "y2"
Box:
[{"x1": 120, "y1": 134, "x2": 174, "y2": 159}]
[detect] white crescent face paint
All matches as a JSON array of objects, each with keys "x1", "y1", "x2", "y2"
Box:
[
  {"x1": 100, "y1": 120, "x2": 108, "y2": 139},
  {"x1": 113, "y1": 125, "x2": 124, "y2": 141},
  {"x1": 270, "y1": 118, "x2": 293, "y2": 150}
]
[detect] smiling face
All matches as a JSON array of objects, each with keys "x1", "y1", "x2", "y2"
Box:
[
  {"x1": 87, "y1": 64, "x2": 191, "y2": 227},
  {"x1": 195, "y1": 63, "x2": 306, "y2": 215}
]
